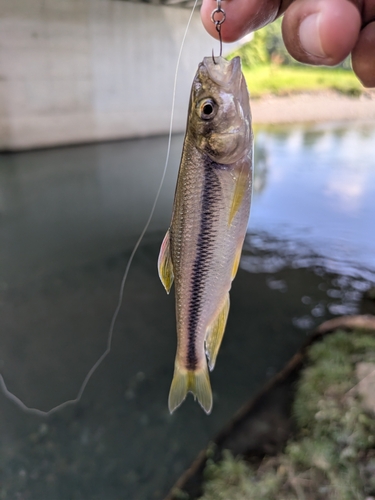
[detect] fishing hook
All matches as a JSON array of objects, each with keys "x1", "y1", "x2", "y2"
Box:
[{"x1": 211, "y1": 0, "x2": 226, "y2": 64}]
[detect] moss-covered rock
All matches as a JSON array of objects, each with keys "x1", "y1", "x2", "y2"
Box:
[{"x1": 199, "y1": 329, "x2": 375, "y2": 500}]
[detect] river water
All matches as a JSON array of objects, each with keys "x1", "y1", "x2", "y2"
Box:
[{"x1": 0, "y1": 122, "x2": 374, "y2": 499}]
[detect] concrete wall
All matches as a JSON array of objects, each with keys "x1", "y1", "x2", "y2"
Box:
[{"x1": 0, "y1": 0, "x2": 238, "y2": 150}]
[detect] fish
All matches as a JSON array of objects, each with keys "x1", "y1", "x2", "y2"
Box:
[{"x1": 158, "y1": 55, "x2": 253, "y2": 414}]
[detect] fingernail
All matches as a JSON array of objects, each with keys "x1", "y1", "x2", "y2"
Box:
[{"x1": 299, "y1": 13, "x2": 326, "y2": 58}]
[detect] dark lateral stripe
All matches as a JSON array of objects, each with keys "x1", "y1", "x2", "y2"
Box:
[{"x1": 186, "y1": 157, "x2": 221, "y2": 370}]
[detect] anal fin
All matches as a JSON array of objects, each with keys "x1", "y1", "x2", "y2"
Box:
[
  {"x1": 168, "y1": 362, "x2": 212, "y2": 414},
  {"x1": 157, "y1": 229, "x2": 174, "y2": 294},
  {"x1": 231, "y1": 245, "x2": 242, "y2": 281},
  {"x1": 205, "y1": 293, "x2": 230, "y2": 371}
]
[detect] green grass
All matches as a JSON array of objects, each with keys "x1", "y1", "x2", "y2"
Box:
[{"x1": 242, "y1": 64, "x2": 363, "y2": 98}]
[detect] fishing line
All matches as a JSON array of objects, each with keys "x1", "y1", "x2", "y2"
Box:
[{"x1": 0, "y1": 0, "x2": 199, "y2": 417}]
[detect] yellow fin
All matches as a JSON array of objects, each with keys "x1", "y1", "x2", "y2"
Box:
[
  {"x1": 229, "y1": 163, "x2": 249, "y2": 226},
  {"x1": 157, "y1": 229, "x2": 174, "y2": 294},
  {"x1": 168, "y1": 363, "x2": 212, "y2": 414},
  {"x1": 231, "y1": 245, "x2": 242, "y2": 281},
  {"x1": 205, "y1": 294, "x2": 230, "y2": 372}
]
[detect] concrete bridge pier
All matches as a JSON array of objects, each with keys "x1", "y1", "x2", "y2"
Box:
[{"x1": 0, "y1": 0, "x2": 238, "y2": 150}]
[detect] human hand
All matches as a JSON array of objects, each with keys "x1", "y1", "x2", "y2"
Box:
[{"x1": 200, "y1": 0, "x2": 375, "y2": 87}]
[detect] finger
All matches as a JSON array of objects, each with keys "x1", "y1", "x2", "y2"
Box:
[
  {"x1": 200, "y1": 0, "x2": 281, "y2": 43},
  {"x1": 362, "y1": 0, "x2": 375, "y2": 26},
  {"x1": 282, "y1": 0, "x2": 361, "y2": 66},
  {"x1": 352, "y1": 22, "x2": 375, "y2": 87}
]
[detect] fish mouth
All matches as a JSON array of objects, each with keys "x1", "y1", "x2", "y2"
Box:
[{"x1": 200, "y1": 56, "x2": 241, "y2": 88}]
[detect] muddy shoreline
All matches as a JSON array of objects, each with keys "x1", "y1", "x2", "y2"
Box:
[{"x1": 251, "y1": 90, "x2": 375, "y2": 124}]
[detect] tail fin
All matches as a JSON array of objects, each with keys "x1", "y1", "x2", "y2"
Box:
[{"x1": 168, "y1": 362, "x2": 212, "y2": 415}]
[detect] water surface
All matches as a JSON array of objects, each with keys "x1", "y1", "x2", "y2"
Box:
[{"x1": 0, "y1": 122, "x2": 374, "y2": 499}]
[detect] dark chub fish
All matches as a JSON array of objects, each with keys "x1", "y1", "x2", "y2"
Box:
[{"x1": 158, "y1": 56, "x2": 253, "y2": 414}]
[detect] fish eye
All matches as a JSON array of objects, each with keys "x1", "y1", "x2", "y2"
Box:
[{"x1": 199, "y1": 99, "x2": 217, "y2": 120}]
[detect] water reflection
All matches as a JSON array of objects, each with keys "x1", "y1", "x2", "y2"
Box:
[
  {"x1": 0, "y1": 122, "x2": 374, "y2": 499},
  {"x1": 253, "y1": 141, "x2": 268, "y2": 195},
  {"x1": 0, "y1": 137, "x2": 181, "y2": 285},
  {"x1": 251, "y1": 122, "x2": 375, "y2": 276}
]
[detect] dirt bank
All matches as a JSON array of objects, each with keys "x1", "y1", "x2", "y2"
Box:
[{"x1": 251, "y1": 90, "x2": 375, "y2": 124}]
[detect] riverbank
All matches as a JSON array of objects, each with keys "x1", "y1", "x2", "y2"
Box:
[
  {"x1": 199, "y1": 324, "x2": 375, "y2": 500},
  {"x1": 165, "y1": 316, "x2": 375, "y2": 500},
  {"x1": 251, "y1": 90, "x2": 375, "y2": 125}
]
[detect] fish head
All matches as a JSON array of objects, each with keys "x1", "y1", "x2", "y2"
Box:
[{"x1": 188, "y1": 56, "x2": 252, "y2": 164}]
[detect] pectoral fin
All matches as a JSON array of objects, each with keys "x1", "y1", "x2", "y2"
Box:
[
  {"x1": 205, "y1": 294, "x2": 230, "y2": 371},
  {"x1": 229, "y1": 163, "x2": 249, "y2": 226},
  {"x1": 158, "y1": 229, "x2": 174, "y2": 294}
]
